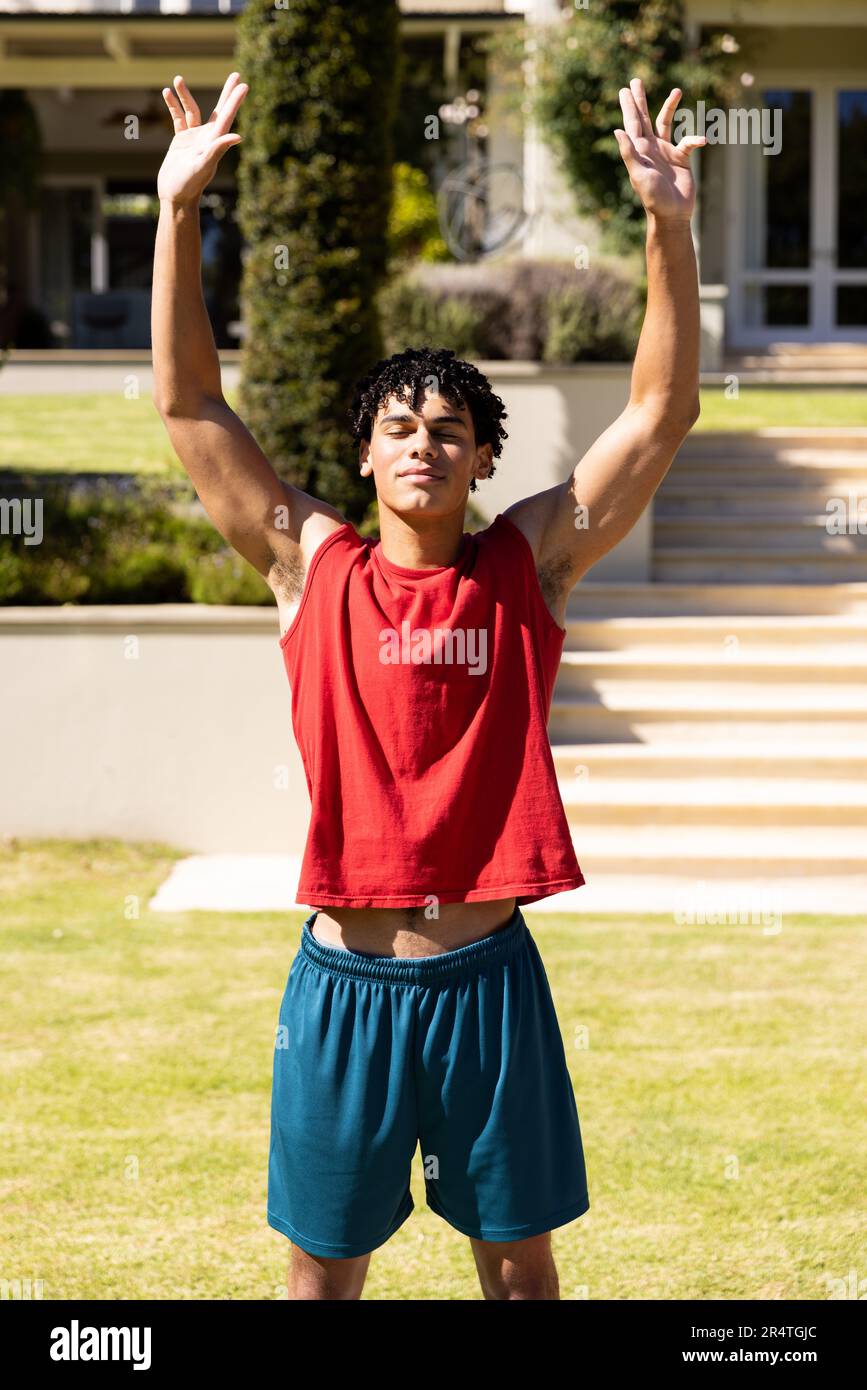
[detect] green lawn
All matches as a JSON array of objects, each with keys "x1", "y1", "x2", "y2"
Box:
[
  {"x1": 0, "y1": 395, "x2": 184, "y2": 476},
  {"x1": 1, "y1": 839, "x2": 861, "y2": 1300},
  {"x1": 694, "y1": 387, "x2": 867, "y2": 431},
  {"x1": 1, "y1": 387, "x2": 865, "y2": 475}
]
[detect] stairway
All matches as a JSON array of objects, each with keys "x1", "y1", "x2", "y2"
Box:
[
  {"x1": 653, "y1": 430, "x2": 867, "y2": 582},
  {"x1": 718, "y1": 344, "x2": 867, "y2": 383},
  {"x1": 547, "y1": 430, "x2": 867, "y2": 914}
]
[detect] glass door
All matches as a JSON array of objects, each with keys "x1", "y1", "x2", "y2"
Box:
[
  {"x1": 834, "y1": 89, "x2": 867, "y2": 333},
  {"x1": 729, "y1": 81, "x2": 867, "y2": 345}
]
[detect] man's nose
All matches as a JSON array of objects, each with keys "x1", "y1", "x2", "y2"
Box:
[{"x1": 410, "y1": 433, "x2": 436, "y2": 456}]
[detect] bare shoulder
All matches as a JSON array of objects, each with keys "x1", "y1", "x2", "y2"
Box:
[
  {"x1": 502, "y1": 488, "x2": 577, "y2": 626},
  {"x1": 267, "y1": 484, "x2": 347, "y2": 632}
]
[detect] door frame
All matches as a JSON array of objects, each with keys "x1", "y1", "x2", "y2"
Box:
[{"x1": 726, "y1": 71, "x2": 867, "y2": 347}]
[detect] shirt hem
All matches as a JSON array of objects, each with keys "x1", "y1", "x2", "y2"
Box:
[{"x1": 296, "y1": 874, "x2": 586, "y2": 909}]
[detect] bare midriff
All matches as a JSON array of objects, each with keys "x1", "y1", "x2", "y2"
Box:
[{"x1": 309, "y1": 897, "x2": 518, "y2": 959}]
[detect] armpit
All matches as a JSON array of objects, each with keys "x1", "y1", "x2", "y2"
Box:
[
  {"x1": 537, "y1": 548, "x2": 575, "y2": 614},
  {"x1": 268, "y1": 548, "x2": 307, "y2": 604}
]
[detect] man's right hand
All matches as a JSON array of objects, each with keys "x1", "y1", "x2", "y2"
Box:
[{"x1": 158, "y1": 72, "x2": 248, "y2": 207}]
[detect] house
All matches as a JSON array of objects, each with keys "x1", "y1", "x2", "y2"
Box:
[{"x1": 1, "y1": 0, "x2": 865, "y2": 361}]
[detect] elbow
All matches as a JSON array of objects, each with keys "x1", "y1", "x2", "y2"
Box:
[
  {"x1": 677, "y1": 397, "x2": 701, "y2": 436},
  {"x1": 664, "y1": 395, "x2": 700, "y2": 439},
  {"x1": 152, "y1": 389, "x2": 208, "y2": 419}
]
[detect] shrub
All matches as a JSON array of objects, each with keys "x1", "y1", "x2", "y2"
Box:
[
  {"x1": 490, "y1": 0, "x2": 739, "y2": 254},
  {"x1": 544, "y1": 266, "x2": 643, "y2": 362},
  {"x1": 380, "y1": 258, "x2": 641, "y2": 361},
  {"x1": 379, "y1": 272, "x2": 496, "y2": 360},
  {"x1": 234, "y1": 0, "x2": 400, "y2": 523},
  {"x1": 0, "y1": 474, "x2": 272, "y2": 607},
  {"x1": 388, "y1": 163, "x2": 451, "y2": 266}
]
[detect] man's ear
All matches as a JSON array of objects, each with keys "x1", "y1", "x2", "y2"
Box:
[
  {"x1": 473, "y1": 443, "x2": 494, "y2": 482},
  {"x1": 359, "y1": 440, "x2": 373, "y2": 478}
]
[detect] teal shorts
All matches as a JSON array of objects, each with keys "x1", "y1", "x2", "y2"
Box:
[{"x1": 267, "y1": 905, "x2": 590, "y2": 1258}]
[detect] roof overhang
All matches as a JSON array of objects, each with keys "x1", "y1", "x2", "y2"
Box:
[{"x1": 0, "y1": 11, "x2": 519, "y2": 89}]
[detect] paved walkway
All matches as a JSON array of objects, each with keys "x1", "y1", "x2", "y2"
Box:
[{"x1": 147, "y1": 854, "x2": 867, "y2": 916}]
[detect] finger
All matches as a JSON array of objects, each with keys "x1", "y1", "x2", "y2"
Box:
[
  {"x1": 173, "y1": 75, "x2": 201, "y2": 127},
  {"x1": 212, "y1": 82, "x2": 249, "y2": 137},
  {"x1": 211, "y1": 134, "x2": 242, "y2": 159},
  {"x1": 618, "y1": 86, "x2": 644, "y2": 141},
  {"x1": 614, "y1": 127, "x2": 646, "y2": 173},
  {"x1": 656, "y1": 87, "x2": 681, "y2": 142},
  {"x1": 629, "y1": 77, "x2": 654, "y2": 139},
  {"x1": 208, "y1": 71, "x2": 241, "y2": 123},
  {"x1": 672, "y1": 134, "x2": 707, "y2": 163},
  {"x1": 161, "y1": 86, "x2": 187, "y2": 136}
]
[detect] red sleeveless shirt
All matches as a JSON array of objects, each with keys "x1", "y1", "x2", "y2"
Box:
[{"x1": 279, "y1": 512, "x2": 585, "y2": 908}]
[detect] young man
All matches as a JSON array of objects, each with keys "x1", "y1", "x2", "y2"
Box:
[{"x1": 153, "y1": 71, "x2": 702, "y2": 1301}]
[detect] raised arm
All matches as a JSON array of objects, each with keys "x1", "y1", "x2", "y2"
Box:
[
  {"x1": 505, "y1": 78, "x2": 704, "y2": 624},
  {"x1": 151, "y1": 72, "x2": 343, "y2": 618}
]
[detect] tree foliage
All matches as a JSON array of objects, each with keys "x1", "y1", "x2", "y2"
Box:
[
  {"x1": 234, "y1": 0, "x2": 400, "y2": 519},
  {"x1": 501, "y1": 1, "x2": 740, "y2": 253}
]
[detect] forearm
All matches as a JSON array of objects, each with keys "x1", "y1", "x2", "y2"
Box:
[
  {"x1": 151, "y1": 198, "x2": 223, "y2": 412},
  {"x1": 628, "y1": 213, "x2": 700, "y2": 425}
]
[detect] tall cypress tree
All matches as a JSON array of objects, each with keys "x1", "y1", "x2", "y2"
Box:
[{"x1": 235, "y1": 0, "x2": 400, "y2": 519}]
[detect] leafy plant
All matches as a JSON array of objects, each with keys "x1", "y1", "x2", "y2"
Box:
[
  {"x1": 490, "y1": 1, "x2": 740, "y2": 253},
  {"x1": 234, "y1": 0, "x2": 400, "y2": 523}
]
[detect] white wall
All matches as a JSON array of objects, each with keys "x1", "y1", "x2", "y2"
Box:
[{"x1": 0, "y1": 607, "x2": 308, "y2": 854}]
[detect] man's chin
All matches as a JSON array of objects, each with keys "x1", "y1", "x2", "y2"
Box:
[{"x1": 384, "y1": 491, "x2": 456, "y2": 518}]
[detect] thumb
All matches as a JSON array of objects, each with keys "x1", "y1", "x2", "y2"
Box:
[
  {"x1": 213, "y1": 134, "x2": 242, "y2": 157},
  {"x1": 674, "y1": 135, "x2": 707, "y2": 162}
]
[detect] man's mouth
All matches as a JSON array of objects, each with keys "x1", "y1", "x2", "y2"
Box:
[{"x1": 398, "y1": 467, "x2": 445, "y2": 481}]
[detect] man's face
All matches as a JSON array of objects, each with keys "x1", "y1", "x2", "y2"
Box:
[{"x1": 359, "y1": 389, "x2": 493, "y2": 518}]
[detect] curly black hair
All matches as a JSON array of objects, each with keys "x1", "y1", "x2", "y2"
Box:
[{"x1": 347, "y1": 346, "x2": 509, "y2": 492}]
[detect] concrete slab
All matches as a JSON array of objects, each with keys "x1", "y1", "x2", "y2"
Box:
[{"x1": 147, "y1": 854, "x2": 867, "y2": 917}]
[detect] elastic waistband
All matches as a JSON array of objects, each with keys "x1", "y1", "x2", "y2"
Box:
[{"x1": 299, "y1": 906, "x2": 526, "y2": 986}]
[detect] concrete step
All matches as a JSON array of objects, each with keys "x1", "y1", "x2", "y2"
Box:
[
  {"x1": 703, "y1": 371, "x2": 867, "y2": 385},
  {"x1": 569, "y1": 824, "x2": 867, "y2": 876},
  {"x1": 559, "y1": 777, "x2": 867, "y2": 827},
  {"x1": 527, "y1": 871, "x2": 867, "y2": 915},
  {"x1": 554, "y1": 648, "x2": 867, "y2": 692},
  {"x1": 562, "y1": 615, "x2": 867, "y2": 650},
  {"x1": 566, "y1": 582, "x2": 867, "y2": 617},
  {"x1": 655, "y1": 483, "x2": 854, "y2": 517},
  {"x1": 549, "y1": 687, "x2": 867, "y2": 743},
  {"x1": 552, "y1": 741, "x2": 867, "y2": 781},
  {"x1": 678, "y1": 429, "x2": 867, "y2": 457},
  {"x1": 652, "y1": 550, "x2": 867, "y2": 582},
  {"x1": 145, "y1": 851, "x2": 867, "y2": 915},
  {"x1": 664, "y1": 467, "x2": 867, "y2": 494},
  {"x1": 654, "y1": 516, "x2": 867, "y2": 551}
]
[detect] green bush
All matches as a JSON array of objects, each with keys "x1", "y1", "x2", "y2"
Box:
[
  {"x1": 379, "y1": 273, "x2": 493, "y2": 360},
  {"x1": 388, "y1": 163, "x2": 451, "y2": 266},
  {"x1": 544, "y1": 267, "x2": 643, "y2": 362},
  {"x1": 234, "y1": 0, "x2": 400, "y2": 522},
  {"x1": 0, "y1": 474, "x2": 272, "y2": 607},
  {"x1": 490, "y1": 0, "x2": 739, "y2": 254},
  {"x1": 381, "y1": 259, "x2": 642, "y2": 362}
]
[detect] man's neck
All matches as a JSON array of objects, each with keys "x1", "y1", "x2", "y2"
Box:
[{"x1": 376, "y1": 508, "x2": 468, "y2": 569}]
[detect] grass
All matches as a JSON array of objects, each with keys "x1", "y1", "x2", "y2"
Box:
[
  {"x1": 694, "y1": 387, "x2": 867, "y2": 432},
  {"x1": 0, "y1": 395, "x2": 185, "y2": 476},
  {"x1": 1, "y1": 387, "x2": 865, "y2": 475},
  {"x1": 1, "y1": 838, "x2": 862, "y2": 1301}
]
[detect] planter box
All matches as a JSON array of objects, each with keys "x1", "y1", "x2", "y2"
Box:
[{"x1": 0, "y1": 606, "x2": 308, "y2": 855}]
